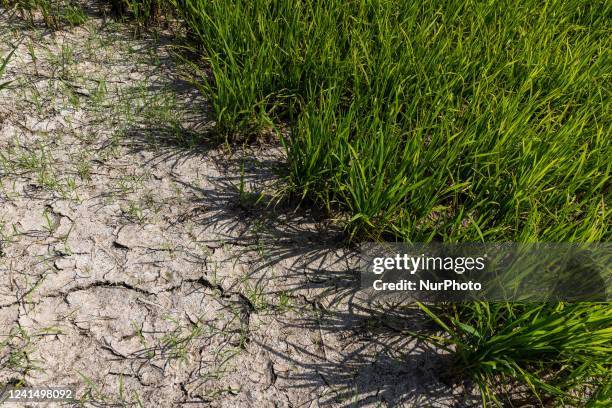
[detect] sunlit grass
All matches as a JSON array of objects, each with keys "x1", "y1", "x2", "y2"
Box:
[
  {"x1": 419, "y1": 302, "x2": 612, "y2": 405},
  {"x1": 176, "y1": 0, "x2": 610, "y2": 242}
]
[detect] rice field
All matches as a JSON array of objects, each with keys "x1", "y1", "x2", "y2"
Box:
[
  {"x1": 2, "y1": 0, "x2": 611, "y2": 406},
  {"x1": 171, "y1": 2, "x2": 611, "y2": 403}
]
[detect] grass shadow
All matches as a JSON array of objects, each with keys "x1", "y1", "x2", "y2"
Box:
[{"x1": 154, "y1": 157, "x2": 479, "y2": 406}]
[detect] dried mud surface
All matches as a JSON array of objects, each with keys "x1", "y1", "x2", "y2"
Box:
[{"x1": 0, "y1": 6, "x2": 472, "y2": 407}]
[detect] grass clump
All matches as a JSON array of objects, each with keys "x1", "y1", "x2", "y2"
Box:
[
  {"x1": 2, "y1": 0, "x2": 168, "y2": 28},
  {"x1": 176, "y1": 0, "x2": 610, "y2": 242},
  {"x1": 420, "y1": 302, "x2": 612, "y2": 406}
]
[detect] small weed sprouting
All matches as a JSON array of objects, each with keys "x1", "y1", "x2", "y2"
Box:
[{"x1": 0, "y1": 48, "x2": 15, "y2": 92}]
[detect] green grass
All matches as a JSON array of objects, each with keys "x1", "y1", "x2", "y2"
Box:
[
  {"x1": 3, "y1": 0, "x2": 170, "y2": 28},
  {"x1": 109, "y1": 0, "x2": 167, "y2": 26},
  {"x1": 176, "y1": 0, "x2": 610, "y2": 242},
  {"x1": 419, "y1": 302, "x2": 612, "y2": 406}
]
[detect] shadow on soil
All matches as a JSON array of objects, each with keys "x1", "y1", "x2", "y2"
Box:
[{"x1": 123, "y1": 118, "x2": 478, "y2": 405}]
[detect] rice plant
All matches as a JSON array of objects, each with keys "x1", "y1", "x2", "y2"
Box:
[
  {"x1": 419, "y1": 302, "x2": 612, "y2": 406},
  {"x1": 175, "y1": 0, "x2": 611, "y2": 242}
]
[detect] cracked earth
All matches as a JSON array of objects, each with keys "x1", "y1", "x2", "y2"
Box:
[{"x1": 0, "y1": 5, "x2": 470, "y2": 407}]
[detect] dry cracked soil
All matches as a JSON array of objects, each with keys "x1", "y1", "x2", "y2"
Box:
[{"x1": 0, "y1": 4, "x2": 474, "y2": 407}]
